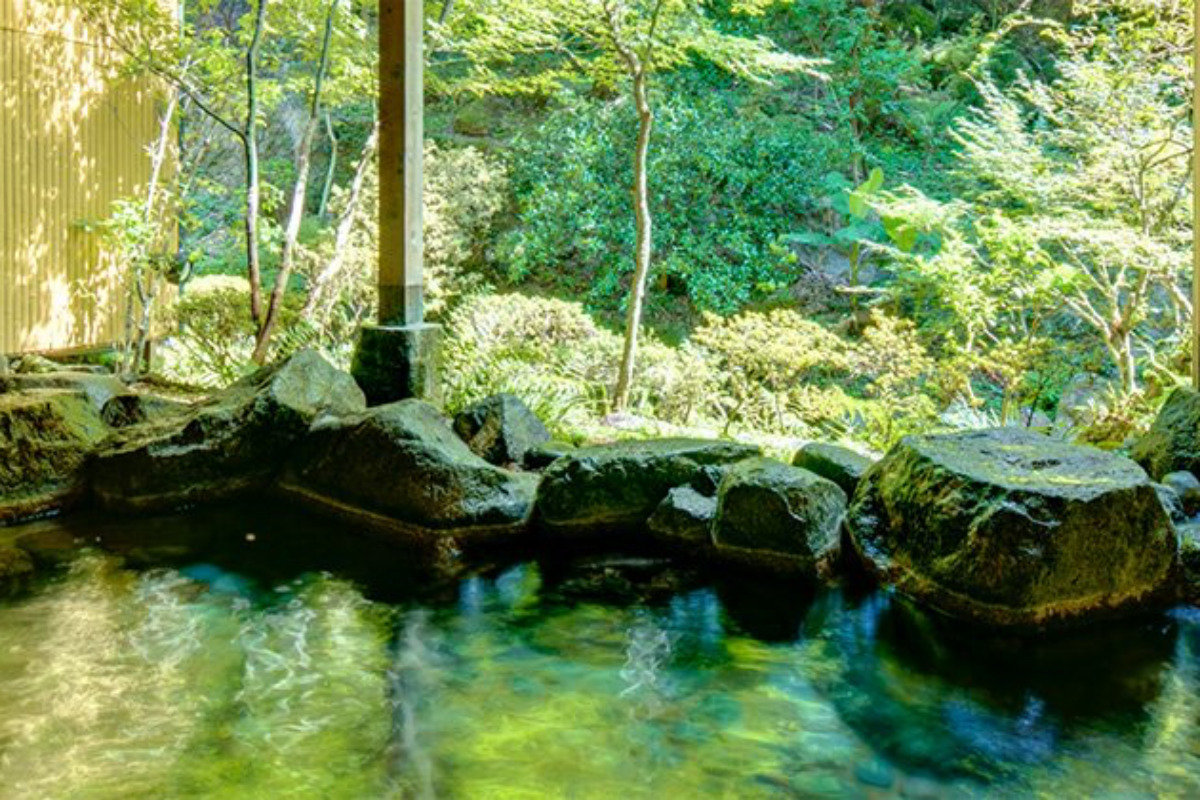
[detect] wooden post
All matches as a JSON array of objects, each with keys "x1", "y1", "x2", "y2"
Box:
[
  {"x1": 352, "y1": 0, "x2": 439, "y2": 405},
  {"x1": 378, "y1": 0, "x2": 423, "y2": 326}
]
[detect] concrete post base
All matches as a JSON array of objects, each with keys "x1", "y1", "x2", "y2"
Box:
[{"x1": 351, "y1": 323, "x2": 442, "y2": 406}]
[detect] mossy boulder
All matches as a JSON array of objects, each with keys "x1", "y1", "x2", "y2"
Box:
[
  {"x1": 848, "y1": 428, "x2": 1178, "y2": 629},
  {"x1": 93, "y1": 350, "x2": 365, "y2": 513},
  {"x1": 792, "y1": 442, "x2": 876, "y2": 497},
  {"x1": 0, "y1": 545, "x2": 35, "y2": 595},
  {"x1": 1132, "y1": 388, "x2": 1200, "y2": 481},
  {"x1": 100, "y1": 392, "x2": 190, "y2": 429},
  {"x1": 648, "y1": 486, "x2": 717, "y2": 548},
  {"x1": 0, "y1": 390, "x2": 110, "y2": 524},
  {"x1": 453, "y1": 393, "x2": 550, "y2": 467},
  {"x1": 1, "y1": 371, "x2": 127, "y2": 412},
  {"x1": 534, "y1": 438, "x2": 760, "y2": 538},
  {"x1": 281, "y1": 399, "x2": 537, "y2": 536},
  {"x1": 713, "y1": 458, "x2": 847, "y2": 574}
]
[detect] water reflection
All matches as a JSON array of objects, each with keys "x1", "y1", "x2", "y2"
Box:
[
  {"x1": 811, "y1": 589, "x2": 1178, "y2": 783},
  {"x1": 2, "y1": 515, "x2": 1200, "y2": 798}
]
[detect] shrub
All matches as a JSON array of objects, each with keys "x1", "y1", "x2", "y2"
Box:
[{"x1": 158, "y1": 276, "x2": 257, "y2": 388}]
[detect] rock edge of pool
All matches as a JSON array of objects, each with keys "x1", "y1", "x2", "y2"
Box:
[{"x1": 3, "y1": 347, "x2": 1200, "y2": 629}]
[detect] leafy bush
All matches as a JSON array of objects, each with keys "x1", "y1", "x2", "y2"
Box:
[{"x1": 158, "y1": 276, "x2": 257, "y2": 388}]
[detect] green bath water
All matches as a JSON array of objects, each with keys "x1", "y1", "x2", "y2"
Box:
[{"x1": 1, "y1": 506, "x2": 1199, "y2": 799}]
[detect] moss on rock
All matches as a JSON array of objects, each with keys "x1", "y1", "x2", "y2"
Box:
[
  {"x1": 713, "y1": 458, "x2": 846, "y2": 575},
  {"x1": 1132, "y1": 388, "x2": 1200, "y2": 481},
  {"x1": 0, "y1": 389, "x2": 109, "y2": 524},
  {"x1": 535, "y1": 438, "x2": 760, "y2": 539},
  {"x1": 281, "y1": 399, "x2": 537, "y2": 537},
  {"x1": 848, "y1": 428, "x2": 1178, "y2": 629},
  {"x1": 93, "y1": 350, "x2": 365, "y2": 513}
]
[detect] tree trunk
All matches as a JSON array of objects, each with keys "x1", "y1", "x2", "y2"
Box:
[
  {"x1": 252, "y1": 0, "x2": 338, "y2": 364},
  {"x1": 318, "y1": 113, "x2": 338, "y2": 219},
  {"x1": 301, "y1": 120, "x2": 379, "y2": 322},
  {"x1": 121, "y1": 91, "x2": 178, "y2": 375},
  {"x1": 612, "y1": 68, "x2": 654, "y2": 412},
  {"x1": 244, "y1": 0, "x2": 268, "y2": 325}
]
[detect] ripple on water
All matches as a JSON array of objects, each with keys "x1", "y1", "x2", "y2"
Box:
[{"x1": 1, "y1": 551, "x2": 1200, "y2": 798}]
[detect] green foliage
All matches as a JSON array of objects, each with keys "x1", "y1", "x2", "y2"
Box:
[
  {"x1": 499, "y1": 88, "x2": 845, "y2": 316},
  {"x1": 159, "y1": 276, "x2": 258, "y2": 387}
]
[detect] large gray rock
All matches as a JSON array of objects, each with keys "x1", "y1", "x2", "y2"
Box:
[
  {"x1": 713, "y1": 458, "x2": 847, "y2": 574},
  {"x1": 281, "y1": 399, "x2": 537, "y2": 536},
  {"x1": 648, "y1": 486, "x2": 717, "y2": 548},
  {"x1": 792, "y1": 442, "x2": 875, "y2": 497},
  {"x1": 848, "y1": 428, "x2": 1178, "y2": 629},
  {"x1": 1132, "y1": 388, "x2": 1200, "y2": 481},
  {"x1": 535, "y1": 438, "x2": 760, "y2": 538},
  {"x1": 453, "y1": 393, "x2": 550, "y2": 466},
  {"x1": 93, "y1": 350, "x2": 365, "y2": 513},
  {"x1": 0, "y1": 390, "x2": 109, "y2": 524}
]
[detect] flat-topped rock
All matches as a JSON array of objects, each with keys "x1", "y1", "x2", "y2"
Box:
[
  {"x1": 282, "y1": 399, "x2": 537, "y2": 538},
  {"x1": 714, "y1": 458, "x2": 846, "y2": 575},
  {"x1": 0, "y1": 390, "x2": 109, "y2": 524},
  {"x1": 792, "y1": 442, "x2": 875, "y2": 497},
  {"x1": 847, "y1": 428, "x2": 1178, "y2": 629},
  {"x1": 535, "y1": 438, "x2": 760, "y2": 538},
  {"x1": 93, "y1": 350, "x2": 365, "y2": 513}
]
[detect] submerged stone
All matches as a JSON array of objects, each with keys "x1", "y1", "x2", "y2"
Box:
[
  {"x1": 534, "y1": 438, "x2": 759, "y2": 538},
  {"x1": 848, "y1": 428, "x2": 1178, "y2": 628},
  {"x1": 282, "y1": 399, "x2": 537, "y2": 537},
  {"x1": 0, "y1": 389, "x2": 109, "y2": 524},
  {"x1": 713, "y1": 458, "x2": 846, "y2": 575},
  {"x1": 1132, "y1": 388, "x2": 1200, "y2": 481},
  {"x1": 453, "y1": 393, "x2": 550, "y2": 467},
  {"x1": 0, "y1": 545, "x2": 34, "y2": 594},
  {"x1": 792, "y1": 442, "x2": 876, "y2": 497},
  {"x1": 93, "y1": 350, "x2": 365, "y2": 513},
  {"x1": 648, "y1": 486, "x2": 717, "y2": 548}
]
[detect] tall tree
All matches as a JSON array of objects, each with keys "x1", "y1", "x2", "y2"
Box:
[
  {"x1": 441, "y1": 0, "x2": 824, "y2": 410},
  {"x1": 252, "y1": 0, "x2": 341, "y2": 362}
]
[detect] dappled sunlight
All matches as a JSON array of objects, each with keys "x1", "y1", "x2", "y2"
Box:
[{"x1": 0, "y1": 0, "x2": 165, "y2": 353}]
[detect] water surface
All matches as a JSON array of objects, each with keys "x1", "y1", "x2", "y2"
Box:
[{"x1": 2, "y1": 507, "x2": 1199, "y2": 798}]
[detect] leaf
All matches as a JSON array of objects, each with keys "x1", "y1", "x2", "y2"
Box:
[
  {"x1": 883, "y1": 216, "x2": 919, "y2": 252},
  {"x1": 848, "y1": 168, "x2": 885, "y2": 218},
  {"x1": 784, "y1": 231, "x2": 834, "y2": 247}
]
